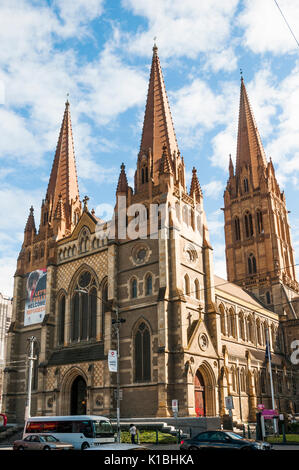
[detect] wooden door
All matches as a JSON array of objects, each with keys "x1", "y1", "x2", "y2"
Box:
[{"x1": 194, "y1": 370, "x2": 206, "y2": 417}]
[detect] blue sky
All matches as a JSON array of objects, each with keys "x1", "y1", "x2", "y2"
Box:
[{"x1": 1, "y1": 0, "x2": 299, "y2": 296}]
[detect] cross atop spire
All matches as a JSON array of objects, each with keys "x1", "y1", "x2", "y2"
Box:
[
  {"x1": 235, "y1": 77, "x2": 267, "y2": 188},
  {"x1": 45, "y1": 100, "x2": 80, "y2": 229},
  {"x1": 139, "y1": 45, "x2": 179, "y2": 184}
]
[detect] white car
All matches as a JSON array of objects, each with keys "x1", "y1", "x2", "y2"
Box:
[{"x1": 85, "y1": 443, "x2": 147, "y2": 450}]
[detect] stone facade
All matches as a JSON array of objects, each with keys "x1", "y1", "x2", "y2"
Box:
[{"x1": 2, "y1": 47, "x2": 299, "y2": 424}]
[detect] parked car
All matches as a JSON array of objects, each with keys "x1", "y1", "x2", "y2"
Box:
[
  {"x1": 85, "y1": 443, "x2": 147, "y2": 450},
  {"x1": 13, "y1": 434, "x2": 74, "y2": 450},
  {"x1": 180, "y1": 430, "x2": 272, "y2": 451}
]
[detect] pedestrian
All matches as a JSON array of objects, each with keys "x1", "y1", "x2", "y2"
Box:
[{"x1": 129, "y1": 423, "x2": 137, "y2": 444}]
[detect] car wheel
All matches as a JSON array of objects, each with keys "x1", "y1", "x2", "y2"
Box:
[
  {"x1": 189, "y1": 446, "x2": 200, "y2": 451},
  {"x1": 18, "y1": 446, "x2": 24, "y2": 451},
  {"x1": 43, "y1": 446, "x2": 50, "y2": 450},
  {"x1": 81, "y1": 442, "x2": 90, "y2": 450}
]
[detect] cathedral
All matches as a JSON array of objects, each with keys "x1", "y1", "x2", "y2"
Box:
[{"x1": 3, "y1": 45, "x2": 299, "y2": 424}]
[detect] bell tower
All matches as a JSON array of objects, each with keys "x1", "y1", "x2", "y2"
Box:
[{"x1": 223, "y1": 77, "x2": 299, "y2": 318}]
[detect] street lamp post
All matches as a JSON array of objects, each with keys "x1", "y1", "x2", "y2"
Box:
[
  {"x1": 75, "y1": 289, "x2": 125, "y2": 443},
  {"x1": 24, "y1": 336, "x2": 36, "y2": 421}
]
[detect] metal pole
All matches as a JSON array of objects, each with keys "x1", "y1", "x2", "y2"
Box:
[
  {"x1": 24, "y1": 336, "x2": 36, "y2": 421},
  {"x1": 266, "y1": 328, "x2": 278, "y2": 434},
  {"x1": 115, "y1": 306, "x2": 121, "y2": 444}
]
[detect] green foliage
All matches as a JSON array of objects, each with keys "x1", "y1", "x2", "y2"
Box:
[
  {"x1": 120, "y1": 430, "x2": 177, "y2": 444},
  {"x1": 267, "y1": 434, "x2": 299, "y2": 444}
]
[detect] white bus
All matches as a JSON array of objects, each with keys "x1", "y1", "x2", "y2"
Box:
[{"x1": 23, "y1": 415, "x2": 115, "y2": 450}]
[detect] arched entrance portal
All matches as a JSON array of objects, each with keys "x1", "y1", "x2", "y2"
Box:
[
  {"x1": 70, "y1": 376, "x2": 87, "y2": 415},
  {"x1": 194, "y1": 370, "x2": 206, "y2": 417}
]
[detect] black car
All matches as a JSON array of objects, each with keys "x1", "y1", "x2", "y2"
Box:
[{"x1": 180, "y1": 430, "x2": 272, "y2": 451}]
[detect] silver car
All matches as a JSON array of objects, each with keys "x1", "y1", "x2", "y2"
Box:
[{"x1": 13, "y1": 434, "x2": 74, "y2": 450}]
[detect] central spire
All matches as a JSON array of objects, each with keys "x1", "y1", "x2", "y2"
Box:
[
  {"x1": 139, "y1": 44, "x2": 179, "y2": 184},
  {"x1": 235, "y1": 77, "x2": 267, "y2": 188},
  {"x1": 45, "y1": 100, "x2": 80, "y2": 232}
]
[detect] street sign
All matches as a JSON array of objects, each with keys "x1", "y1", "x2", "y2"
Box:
[
  {"x1": 114, "y1": 389, "x2": 123, "y2": 400},
  {"x1": 257, "y1": 404, "x2": 265, "y2": 410},
  {"x1": 225, "y1": 396, "x2": 234, "y2": 410},
  {"x1": 172, "y1": 399, "x2": 178, "y2": 412},
  {"x1": 108, "y1": 350, "x2": 118, "y2": 372},
  {"x1": 261, "y1": 409, "x2": 279, "y2": 420}
]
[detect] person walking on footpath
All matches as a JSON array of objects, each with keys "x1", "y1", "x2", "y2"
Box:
[{"x1": 129, "y1": 423, "x2": 137, "y2": 444}]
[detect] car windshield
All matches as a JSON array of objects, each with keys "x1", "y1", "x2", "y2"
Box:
[
  {"x1": 226, "y1": 432, "x2": 244, "y2": 440},
  {"x1": 40, "y1": 435, "x2": 59, "y2": 442},
  {"x1": 93, "y1": 420, "x2": 113, "y2": 436}
]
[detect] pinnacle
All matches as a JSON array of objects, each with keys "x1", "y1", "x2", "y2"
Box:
[
  {"x1": 159, "y1": 145, "x2": 173, "y2": 175},
  {"x1": 190, "y1": 167, "x2": 202, "y2": 199},
  {"x1": 117, "y1": 163, "x2": 129, "y2": 193},
  {"x1": 24, "y1": 206, "x2": 36, "y2": 233}
]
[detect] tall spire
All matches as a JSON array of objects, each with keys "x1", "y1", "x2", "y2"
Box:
[
  {"x1": 139, "y1": 44, "x2": 179, "y2": 183},
  {"x1": 46, "y1": 100, "x2": 80, "y2": 228},
  {"x1": 236, "y1": 77, "x2": 267, "y2": 188}
]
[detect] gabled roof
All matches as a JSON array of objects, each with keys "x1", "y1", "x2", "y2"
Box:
[{"x1": 214, "y1": 275, "x2": 277, "y2": 317}]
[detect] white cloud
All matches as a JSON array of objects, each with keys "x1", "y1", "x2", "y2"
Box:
[
  {"x1": 238, "y1": 0, "x2": 299, "y2": 55},
  {"x1": 203, "y1": 48, "x2": 238, "y2": 73},
  {"x1": 122, "y1": 0, "x2": 239, "y2": 64},
  {"x1": 54, "y1": 0, "x2": 105, "y2": 37},
  {"x1": 0, "y1": 186, "x2": 43, "y2": 231},
  {"x1": 78, "y1": 46, "x2": 148, "y2": 125},
  {"x1": 0, "y1": 255, "x2": 17, "y2": 296},
  {"x1": 202, "y1": 180, "x2": 224, "y2": 200},
  {"x1": 206, "y1": 209, "x2": 224, "y2": 238}
]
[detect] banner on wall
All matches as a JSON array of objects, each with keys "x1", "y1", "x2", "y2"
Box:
[{"x1": 24, "y1": 268, "x2": 47, "y2": 326}]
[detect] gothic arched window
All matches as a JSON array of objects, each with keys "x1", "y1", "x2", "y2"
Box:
[
  {"x1": 145, "y1": 274, "x2": 152, "y2": 296},
  {"x1": 131, "y1": 278, "x2": 137, "y2": 299},
  {"x1": 231, "y1": 367, "x2": 237, "y2": 392},
  {"x1": 134, "y1": 322, "x2": 151, "y2": 382},
  {"x1": 239, "y1": 312, "x2": 245, "y2": 341},
  {"x1": 58, "y1": 295, "x2": 65, "y2": 345},
  {"x1": 248, "y1": 253, "x2": 257, "y2": 274},
  {"x1": 247, "y1": 315, "x2": 254, "y2": 343},
  {"x1": 194, "y1": 279, "x2": 200, "y2": 300},
  {"x1": 219, "y1": 304, "x2": 226, "y2": 335},
  {"x1": 240, "y1": 368, "x2": 247, "y2": 392},
  {"x1": 256, "y1": 318, "x2": 262, "y2": 345},
  {"x1": 244, "y1": 211, "x2": 253, "y2": 238},
  {"x1": 101, "y1": 282, "x2": 108, "y2": 339},
  {"x1": 184, "y1": 274, "x2": 190, "y2": 296},
  {"x1": 261, "y1": 369, "x2": 266, "y2": 394},
  {"x1": 243, "y1": 178, "x2": 249, "y2": 193},
  {"x1": 234, "y1": 216, "x2": 241, "y2": 241},
  {"x1": 71, "y1": 271, "x2": 98, "y2": 342},
  {"x1": 256, "y1": 210, "x2": 263, "y2": 234}
]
